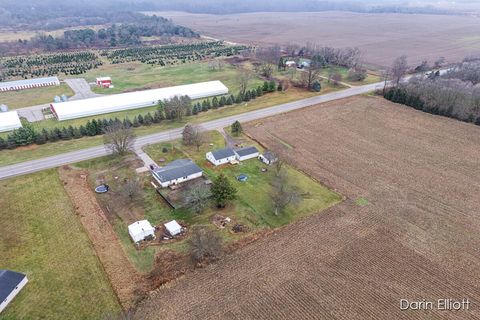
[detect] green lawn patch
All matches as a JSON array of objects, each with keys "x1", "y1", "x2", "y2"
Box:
[
  {"x1": 0, "y1": 84, "x2": 74, "y2": 109},
  {"x1": 355, "y1": 197, "x2": 370, "y2": 206},
  {"x1": 0, "y1": 170, "x2": 120, "y2": 319}
]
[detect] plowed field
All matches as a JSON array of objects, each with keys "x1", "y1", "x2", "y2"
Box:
[{"x1": 135, "y1": 96, "x2": 480, "y2": 319}]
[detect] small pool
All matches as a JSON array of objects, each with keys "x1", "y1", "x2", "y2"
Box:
[
  {"x1": 237, "y1": 174, "x2": 248, "y2": 182},
  {"x1": 95, "y1": 184, "x2": 110, "y2": 193}
]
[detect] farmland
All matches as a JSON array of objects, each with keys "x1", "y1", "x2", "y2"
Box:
[
  {"x1": 135, "y1": 96, "x2": 480, "y2": 319},
  {"x1": 0, "y1": 170, "x2": 120, "y2": 319},
  {"x1": 158, "y1": 11, "x2": 480, "y2": 67}
]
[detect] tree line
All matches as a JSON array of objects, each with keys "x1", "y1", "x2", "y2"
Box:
[
  {"x1": 384, "y1": 57, "x2": 480, "y2": 126},
  {"x1": 0, "y1": 81, "x2": 278, "y2": 150}
]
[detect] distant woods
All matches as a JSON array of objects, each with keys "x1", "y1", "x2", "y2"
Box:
[
  {"x1": 1, "y1": 14, "x2": 198, "y2": 54},
  {"x1": 384, "y1": 55, "x2": 480, "y2": 126}
]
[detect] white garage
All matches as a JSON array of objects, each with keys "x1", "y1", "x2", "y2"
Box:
[{"x1": 50, "y1": 80, "x2": 229, "y2": 121}]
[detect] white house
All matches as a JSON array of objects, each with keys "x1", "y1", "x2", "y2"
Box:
[
  {"x1": 234, "y1": 146, "x2": 259, "y2": 161},
  {"x1": 206, "y1": 147, "x2": 237, "y2": 166},
  {"x1": 0, "y1": 270, "x2": 28, "y2": 313},
  {"x1": 164, "y1": 220, "x2": 182, "y2": 236},
  {"x1": 259, "y1": 151, "x2": 278, "y2": 165},
  {"x1": 128, "y1": 220, "x2": 156, "y2": 243},
  {"x1": 152, "y1": 159, "x2": 203, "y2": 188}
]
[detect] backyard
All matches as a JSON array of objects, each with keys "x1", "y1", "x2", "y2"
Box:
[{"x1": 0, "y1": 170, "x2": 120, "y2": 319}]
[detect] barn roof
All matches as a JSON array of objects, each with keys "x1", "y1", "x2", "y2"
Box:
[
  {"x1": 210, "y1": 147, "x2": 236, "y2": 160},
  {"x1": 0, "y1": 270, "x2": 26, "y2": 302},
  {"x1": 0, "y1": 76, "x2": 59, "y2": 89},
  {"x1": 51, "y1": 81, "x2": 228, "y2": 121},
  {"x1": 235, "y1": 146, "x2": 259, "y2": 157},
  {"x1": 153, "y1": 159, "x2": 202, "y2": 183},
  {"x1": 0, "y1": 111, "x2": 22, "y2": 133}
]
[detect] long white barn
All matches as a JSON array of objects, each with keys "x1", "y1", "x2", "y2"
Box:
[
  {"x1": 0, "y1": 111, "x2": 22, "y2": 133},
  {"x1": 51, "y1": 81, "x2": 229, "y2": 121},
  {"x1": 0, "y1": 77, "x2": 60, "y2": 92}
]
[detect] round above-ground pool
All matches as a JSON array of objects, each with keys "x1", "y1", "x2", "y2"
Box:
[
  {"x1": 237, "y1": 174, "x2": 248, "y2": 182},
  {"x1": 95, "y1": 184, "x2": 110, "y2": 193}
]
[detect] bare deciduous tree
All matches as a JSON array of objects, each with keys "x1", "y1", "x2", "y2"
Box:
[
  {"x1": 300, "y1": 61, "x2": 322, "y2": 90},
  {"x1": 182, "y1": 124, "x2": 206, "y2": 151},
  {"x1": 391, "y1": 55, "x2": 409, "y2": 86},
  {"x1": 255, "y1": 45, "x2": 281, "y2": 78},
  {"x1": 186, "y1": 185, "x2": 212, "y2": 214},
  {"x1": 121, "y1": 179, "x2": 143, "y2": 203},
  {"x1": 237, "y1": 69, "x2": 253, "y2": 96},
  {"x1": 103, "y1": 122, "x2": 135, "y2": 155},
  {"x1": 270, "y1": 169, "x2": 302, "y2": 216},
  {"x1": 189, "y1": 227, "x2": 222, "y2": 264}
]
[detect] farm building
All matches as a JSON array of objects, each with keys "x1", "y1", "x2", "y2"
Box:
[
  {"x1": 164, "y1": 220, "x2": 182, "y2": 236},
  {"x1": 152, "y1": 159, "x2": 203, "y2": 188},
  {"x1": 0, "y1": 77, "x2": 60, "y2": 92},
  {"x1": 128, "y1": 220, "x2": 156, "y2": 243},
  {"x1": 0, "y1": 111, "x2": 22, "y2": 133},
  {"x1": 285, "y1": 60, "x2": 296, "y2": 68},
  {"x1": 0, "y1": 270, "x2": 28, "y2": 313},
  {"x1": 50, "y1": 80, "x2": 229, "y2": 121},
  {"x1": 234, "y1": 146, "x2": 259, "y2": 161},
  {"x1": 206, "y1": 147, "x2": 237, "y2": 166},
  {"x1": 96, "y1": 77, "x2": 112, "y2": 88},
  {"x1": 259, "y1": 151, "x2": 278, "y2": 165}
]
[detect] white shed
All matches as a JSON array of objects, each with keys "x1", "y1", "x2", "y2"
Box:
[
  {"x1": 0, "y1": 111, "x2": 22, "y2": 133},
  {"x1": 128, "y1": 220, "x2": 156, "y2": 243},
  {"x1": 164, "y1": 220, "x2": 182, "y2": 236}
]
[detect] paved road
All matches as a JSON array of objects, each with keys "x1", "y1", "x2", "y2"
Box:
[{"x1": 0, "y1": 81, "x2": 384, "y2": 180}]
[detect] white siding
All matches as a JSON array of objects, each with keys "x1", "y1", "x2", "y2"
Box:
[
  {"x1": 237, "y1": 152, "x2": 259, "y2": 162},
  {"x1": 51, "y1": 81, "x2": 229, "y2": 121},
  {"x1": 154, "y1": 171, "x2": 203, "y2": 188},
  {"x1": 206, "y1": 152, "x2": 237, "y2": 166},
  {"x1": 0, "y1": 276, "x2": 28, "y2": 313}
]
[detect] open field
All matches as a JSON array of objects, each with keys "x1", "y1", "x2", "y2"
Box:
[
  {"x1": 158, "y1": 11, "x2": 480, "y2": 67},
  {"x1": 0, "y1": 83, "x2": 74, "y2": 109},
  {"x1": 0, "y1": 170, "x2": 120, "y2": 319},
  {"x1": 135, "y1": 96, "x2": 480, "y2": 319}
]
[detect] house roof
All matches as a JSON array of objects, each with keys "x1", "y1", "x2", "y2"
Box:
[
  {"x1": 0, "y1": 270, "x2": 26, "y2": 302},
  {"x1": 210, "y1": 147, "x2": 236, "y2": 160},
  {"x1": 262, "y1": 151, "x2": 278, "y2": 161},
  {"x1": 0, "y1": 76, "x2": 59, "y2": 89},
  {"x1": 235, "y1": 146, "x2": 259, "y2": 157},
  {"x1": 153, "y1": 159, "x2": 202, "y2": 183}
]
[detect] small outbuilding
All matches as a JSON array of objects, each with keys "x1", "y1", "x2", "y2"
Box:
[
  {"x1": 259, "y1": 151, "x2": 278, "y2": 165},
  {"x1": 128, "y1": 220, "x2": 156, "y2": 243},
  {"x1": 0, "y1": 270, "x2": 28, "y2": 313},
  {"x1": 96, "y1": 77, "x2": 112, "y2": 88},
  {"x1": 285, "y1": 60, "x2": 296, "y2": 68},
  {"x1": 234, "y1": 146, "x2": 259, "y2": 161},
  {"x1": 206, "y1": 147, "x2": 237, "y2": 166},
  {"x1": 164, "y1": 220, "x2": 182, "y2": 236}
]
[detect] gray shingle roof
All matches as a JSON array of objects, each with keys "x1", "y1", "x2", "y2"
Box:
[
  {"x1": 0, "y1": 270, "x2": 26, "y2": 302},
  {"x1": 210, "y1": 147, "x2": 236, "y2": 160},
  {"x1": 153, "y1": 159, "x2": 202, "y2": 182},
  {"x1": 0, "y1": 77, "x2": 59, "y2": 89},
  {"x1": 235, "y1": 146, "x2": 259, "y2": 157},
  {"x1": 262, "y1": 151, "x2": 278, "y2": 162}
]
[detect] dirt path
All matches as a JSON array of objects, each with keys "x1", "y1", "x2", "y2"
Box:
[{"x1": 58, "y1": 166, "x2": 145, "y2": 310}]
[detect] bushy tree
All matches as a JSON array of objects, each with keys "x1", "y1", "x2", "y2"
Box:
[
  {"x1": 211, "y1": 173, "x2": 237, "y2": 208},
  {"x1": 231, "y1": 120, "x2": 243, "y2": 136}
]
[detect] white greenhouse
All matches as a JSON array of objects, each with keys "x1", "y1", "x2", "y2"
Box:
[
  {"x1": 0, "y1": 111, "x2": 22, "y2": 133},
  {"x1": 50, "y1": 80, "x2": 229, "y2": 121}
]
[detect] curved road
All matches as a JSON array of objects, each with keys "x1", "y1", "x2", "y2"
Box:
[{"x1": 0, "y1": 81, "x2": 384, "y2": 180}]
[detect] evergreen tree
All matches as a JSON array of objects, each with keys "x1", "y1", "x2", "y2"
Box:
[
  {"x1": 60, "y1": 127, "x2": 72, "y2": 140},
  {"x1": 205, "y1": 98, "x2": 212, "y2": 109},
  {"x1": 138, "y1": 114, "x2": 145, "y2": 125},
  {"x1": 212, "y1": 96, "x2": 219, "y2": 109},
  {"x1": 235, "y1": 93, "x2": 243, "y2": 104},
  {"x1": 256, "y1": 86, "x2": 263, "y2": 97},
  {"x1": 124, "y1": 118, "x2": 133, "y2": 127},
  {"x1": 6, "y1": 135, "x2": 16, "y2": 149},
  {"x1": 202, "y1": 100, "x2": 209, "y2": 111},
  {"x1": 226, "y1": 95, "x2": 234, "y2": 105},
  {"x1": 251, "y1": 89, "x2": 257, "y2": 99},
  {"x1": 153, "y1": 112, "x2": 162, "y2": 123},
  {"x1": 231, "y1": 120, "x2": 243, "y2": 136},
  {"x1": 0, "y1": 137, "x2": 7, "y2": 150},
  {"x1": 192, "y1": 104, "x2": 199, "y2": 115},
  {"x1": 85, "y1": 121, "x2": 96, "y2": 136},
  {"x1": 79, "y1": 125, "x2": 87, "y2": 136},
  {"x1": 34, "y1": 132, "x2": 47, "y2": 144},
  {"x1": 211, "y1": 173, "x2": 237, "y2": 208},
  {"x1": 312, "y1": 81, "x2": 321, "y2": 92},
  {"x1": 268, "y1": 80, "x2": 276, "y2": 92},
  {"x1": 132, "y1": 116, "x2": 141, "y2": 128},
  {"x1": 243, "y1": 90, "x2": 251, "y2": 102},
  {"x1": 219, "y1": 96, "x2": 226, "y2": 107},
  {"x1": 144, "y1": 113, "x2": 153, "y2": 125},
  {"x1": 263, "y1": 81, "x2": 269, "y2": 92},
  {"x1": 40, "y1": 128, "x2": 49, "y2": 142},
  {"x1": 72, "y1": 127, "x2": 82, "y2": 139}
]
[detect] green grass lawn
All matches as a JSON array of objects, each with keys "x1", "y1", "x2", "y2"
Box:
[
  {"x1": 318, "y1": 66, "x2": 381, "y2": 85},
  {"x1": 0, "y1": 83, "x2": 340, "y2": 167},
  {"x1": 0, "y1": 170, "x2": 120, "y2": 319},
  {"x1": 82, "y1": 60, "x2": 264, "y2": 95},
  {"x1": 0, "y1": 84, "x2": 74, "y2": 109}
]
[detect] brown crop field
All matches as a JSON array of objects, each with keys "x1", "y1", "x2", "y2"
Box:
[
  {"x1": 135, "y1": 96, "x2": 480, "y2": 319},
  {"x1": 156, "y1": 11, "x2": 480, "y2": 68}
]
